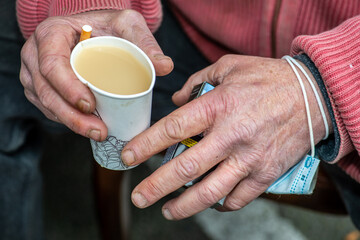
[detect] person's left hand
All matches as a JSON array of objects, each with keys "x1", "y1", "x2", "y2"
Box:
[{"x1": 121, "y1": 55, "x2": 331, "y2": 220}]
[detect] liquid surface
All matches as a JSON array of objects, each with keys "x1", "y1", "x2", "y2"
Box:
[{"x1": 74, "y1": 45, "x2": 151, "y2": 95}]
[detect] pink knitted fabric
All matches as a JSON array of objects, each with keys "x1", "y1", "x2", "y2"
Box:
[
  {"x1": 16, "y1": 0, "x2": 162, "y2": 38},
  {"x1": 15, "y1": 0, "x2": 360, "y2": 182},
  {"x1": 291, "y1": 15, "x2": 360, "y2": 183}
]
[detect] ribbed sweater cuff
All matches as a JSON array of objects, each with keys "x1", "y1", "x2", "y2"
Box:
[
  {"x1": 294, "y1": 54, "x2": 340, "y2": 163},
  {"x1": 16, "y1": 0, "x2": 162, "y2": 39},
  {"x1": 291, "y1": 16, "x2": 360, "y2": 162}
]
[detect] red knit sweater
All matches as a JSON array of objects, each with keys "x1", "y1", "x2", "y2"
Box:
[{"x1": 16, "y1": 0, "x2": 360, "y2": 183}]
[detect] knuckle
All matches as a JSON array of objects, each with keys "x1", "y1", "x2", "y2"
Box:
[
  {"x1": 20, "y1": 40, "x2": 33, "y2": 61},
  {"x1": 254, "y1": 168, "x2": 280, "y2": 185},
  {"x1": 170, "y1": 205, "x2": 188, "y2": 219},
  {"x1": 224, "y1": 198, "x2": 243, "y2": 211},
  {"x1": 61, "y1": 82, "x2": 78, "y2": 103},
  {"x1": 247, "y1": 147, "x2": 266, "y2": 164},
  {"x1": 114, "y1": 9, "x2": 144, "y2": 30},
  {"x1": 188, "y1": 71, "x2": 202, "y2": 82},
  {"x1": 214, "y1": 87, "x2": 237, "y2": 116},
  {"x1": 224, "y1": 157, "x2": 250, "y2": 178},
  {"x1": 235, "y1": 119, "x2": 258, "y2": 144},
  {"x1": 120, "y1": 9, "x2": 143, "y2": 21},
  {"x1": 19, "y1": 69, "x2": 30, "y2": 89},
  {"x1": 189, "y1": 97, "x2": 215, "y2": 128},
  {"x1": 143, "y1": 178, "x2": 164, "y2": 200},
  {"x1": 63, "y1": 111, "x2": 86, "y2": 135},
  {"x1": 34, "y1": 23, "x2": 48, "y2": 40},
  {"x1": 137, "y1": 33, "x2": 156, "y2": 51},
  {"x1": 137, "y1": 134, "x2": 155, "y2": 157},
  {"x1": 174, "y1": 157, "x2": 200, "y2": 182},
  {"x1": 38, "y1": 87, "x2": 55, "y2": 110},
  {"x1": 218, "y1": 54, "x2": 234, "y2": 64},
  {"x1": 66, "y1": 118, "x2": 82, "y2": 134},
  {"x1": 24, "y1": 89, "x2": 36, "y2": 103},
  {"x1": 34, "y1": 19, "x2": 56, "y2": 40},
  {"x1": 260, "y1": 155, "x2": 284, "y2": 179},
  {"x1": 246, "y1": 179, "x2": 265, "y2": 194},
  {"x1": 163, "y1": 116, "x2": 184, "y2": 141},
  {"x1": 38, "y1": 54, "x2": 58, "y2": 80},
  {"x1": 197, "y1": 183, "x2": 222, "y2": 206},
  {"x1": 224, "y1": 180, "x2": 266, "y2": 210},
  {"x1": 216, "y1": 54, "x2": 236, "y2": 69}
]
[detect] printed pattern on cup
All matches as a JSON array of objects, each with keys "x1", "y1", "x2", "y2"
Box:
[
  {"x1": 90, "y1": 136, "x2": 130, "y2": 170},
  {"x1": 93, "y1": 108, "x2": 102, "y2": 119},
  {"x1": 90, "y1": 108, "x2": 134, "y2": 170}
]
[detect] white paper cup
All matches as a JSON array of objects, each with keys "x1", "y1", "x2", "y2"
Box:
[{"x1": 70, "y1": 36, "x2": 155, "y2": 170}]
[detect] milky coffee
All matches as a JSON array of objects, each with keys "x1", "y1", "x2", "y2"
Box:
[{"x1": 74, "y1": 45, "x2": 151, "y2": 95}]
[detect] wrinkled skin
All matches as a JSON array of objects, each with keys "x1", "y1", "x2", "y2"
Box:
[
  {"x1": 121, "y1": 55, "x2": 332, "y2": 220},
  {"x1": 20, "y1": 9, "x2": 173, "y2": 141},
  {"x1": 20, "y1": 9, "x2": 331, "y2": 221}
]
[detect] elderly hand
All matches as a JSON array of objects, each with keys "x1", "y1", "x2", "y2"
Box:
[
  {"x1": 122, "y1": 55, "x2": 331, "y2": 220},
  {"x1": 20, "y1": 9, "x2": 173, "y2": 141}
]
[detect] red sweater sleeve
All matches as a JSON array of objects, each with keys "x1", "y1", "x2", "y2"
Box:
[
  {"x1": 291, "y1": 15, "x2": 360, "y2": 182},
  {"x1": 16, "y1": 0, "x2": 162, "y2": 39}
]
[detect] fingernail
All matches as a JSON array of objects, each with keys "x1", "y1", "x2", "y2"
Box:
[
  {"x1": 77, "y1": 99, "x2": 91, "y2": 113},
  {"x1": 162, "y1": 208, "x2": 174, "y2": 220},
  {"x1": 132, "y1": 192, "x2": 148, "y2": 208},
  {"x1": 87, "y1": 129, "x2": 101, "y2": 141},
  {"x1": 153, "y1": 54, "x2": 171, "y2": 61},
  {"x1": 122, "y1": 149, "x2": 135, "y2": 166}
]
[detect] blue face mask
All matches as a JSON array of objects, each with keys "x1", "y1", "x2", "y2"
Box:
[{"x1": 266, "y1": 154, "x2": 320, "y2": 194}]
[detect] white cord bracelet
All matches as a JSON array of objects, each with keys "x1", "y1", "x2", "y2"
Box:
[
  {"x1": 285, "y1": 56, "x2": 329, "y2": 140},
  {"x1": 282, "y1": 56, "x2": 315, "y2": 157}
]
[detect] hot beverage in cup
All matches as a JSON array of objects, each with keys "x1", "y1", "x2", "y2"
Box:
[
  {"x1": 70, "y1": 36, "x2": 155, "y2": 170},
  {"x1": 74, "y1": 45, "x2": 151, "y2": 95}
]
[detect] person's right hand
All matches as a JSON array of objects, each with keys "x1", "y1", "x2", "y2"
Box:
[{"x1": 20, "y1": 10, "x2": 173, "y2": 141}]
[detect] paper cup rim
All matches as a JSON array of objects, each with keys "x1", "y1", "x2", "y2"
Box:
[{"x1": 70, "y1": 36, "x2": 156, "y2": 99}]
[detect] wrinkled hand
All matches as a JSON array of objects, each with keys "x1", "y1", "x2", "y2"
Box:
[
  {"x1": 20, "y1": 10, "x2": 173, "y2": 141},
  {"x1": 122, "y1": 55, "x2": 331, "y2": 220}
]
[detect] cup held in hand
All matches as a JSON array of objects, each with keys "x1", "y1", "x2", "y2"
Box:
[{"x1": 70, "y1": 36, "x2": 155, "y2": 170}]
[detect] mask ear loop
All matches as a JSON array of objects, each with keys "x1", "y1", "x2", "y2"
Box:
[
  {"x1": 286, "y1": 57, "x2": 329, "y2": 140},
  {"x1": 282, "y1": 55, "x2": 315, "y2": 157}
]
